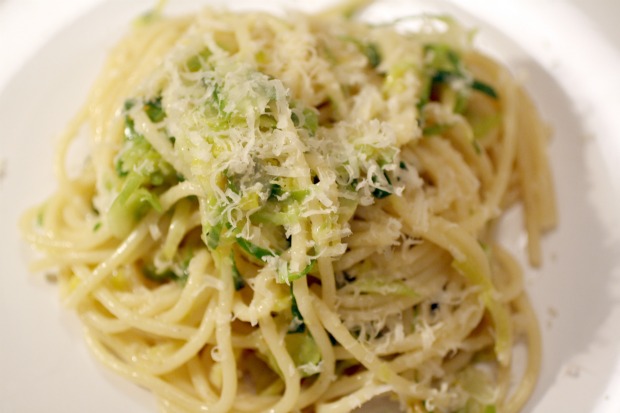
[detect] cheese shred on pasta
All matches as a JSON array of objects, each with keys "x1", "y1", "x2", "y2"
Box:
[{"x1": 21, "y1": 3, "x2": 556, "y2": 413}]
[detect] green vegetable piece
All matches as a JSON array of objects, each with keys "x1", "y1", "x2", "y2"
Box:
[
  {"x1": 291, "y1": 108, "x2": 319, "y2": 135},
  {"x1": 259, "y1": 114, "x2": 277, "y2": 131},
  {"x1": 93, "y1": 222, "x2": 102, "y2": 232},
  {"x1": 471, "y1": 114, "x2": 501, "y2": 140},
  {"x1": 286, "y1": 260, "x2": 316, "y2": 282},
  {"x1": 371, "y1": 171, "x2": 392, "y2": 199},
  {"x1": 291, "y1": 111, "x2": 300, "y2": 126},
  {"x1": 352, "y1": 278, "x2": 417, "y2": 297},
  {"x1": 186, "y1": 55, "x2": 202, "y2": 72},
  {"x1": 371, "y1": 188, "x2": 391, "y2": 199},
  {"x1": 417, "y1": 76, "x2": 433, "y2": 110},
  {"x1": 284, "y1": 332, "x2": 321, "y2": 376},
  {"x1": 206, "y1": 220, "x2": 224, "y2": 250},
  {"x1": 236, "y1": 237, "x2": 277, "y2": 261},
  {"x1": 269, "y1": 183, "x2": 284, "y2": 200},
  {"x1": 431, "y1": 69, "x2": 455, "y2": 84},
  {"x1": 108, "y1": 172, "x2": 163, "y2": 238},
  {"x1": 399, "y1": 161, "x2": 408, "y2": 170},
  {"x1": 35, "y1": 209, "x2": 44, "y2": 227},
  {"x1": 453, "y1": 91, "x2": 469, "y2": 114},
  {"x1": 302, "y1": 108, "x2": 318, "y2": 135},
  {"x1": 364, "y1": 43, "x2": 382, "y2": 68},
  {"x1": 289, "y1": 285, "x2": 305, "y2": 333},
  {"x1": 424, "y1": 44, "x2": 462, "y2": 72},
  {"x1": 340, "y1": 36, "x2": 382, "y2": 69},
  {"x1": 144, "y1": 96, "x2": 166, "y2": 123},
  {"x1": 123, "y1": 116, "x2": 138, "y2": 141},
  {"x1": 230, "y1": 252, "x2": 245, "y2": 290},
  {"x1": 422, "y1": 124, "x2": 451, "y2": 136},
  {"x1": 187, "y1": 48, "x2": 212, "y2": 72},
  {"x1": 142, "y1": 264, "x2": 187, "y2": 284},
  {"x1": 471, "y1": 80, "x2": 498, "y2": 99},
  {"x1": 472, "y1": 140, "x2": 482, "y2": 155},
  {"x1": 225, "y1": 170, "x2": 240, "y2": 195},
  {"x1": 116, "y1": 116, "x2": 177, "y2": 185},
  {"x1": 123, "y1": 99, "x2": 136, "y2": 111}
]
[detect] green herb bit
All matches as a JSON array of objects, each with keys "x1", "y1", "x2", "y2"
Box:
[
  {"x1": 123, "y1": 99, "x2": 136, "y2": 112},
  {"x1": 453, "y1": 91, "x2": 469, "y2": 114},
  {"x1": 142, "y1": 264, "x2": 186, "y2": 284},
  {"x1": 205, "y1": 220, "x2": 224, "y2": 250},
  {"x1": 236, "y1": 237, "x2": 278, "y2": 261},
  {"x1": 371, "y1": 188, "x2": 391, "y2": 199},
  {"x1": 36, "y1": 209, "x2": 45, "y2": 227},
  {"x1": 134, "y1": 0, "x2": 167, "y2": 27},
  {"x1": 289, "y1": 285, "x2": 305, "y2": 333},
  {"x1": 186, "y1": 49, "x2": 213, "y2": 73},
  {"x1": 285, "y1": 260, "x2": 316, "y2": 282},
  {"x1": 302, "y1": 108, "x2": 318, "y2": 135},
  {"x1": 431, "y1": 69, "x2": 456, "y2": 84},
  {"x1": 371, "y1": 171, "x2": 392, "y2": 199},
  {"x1": 107, "y1": 172, "x2": 163, "y2": 238},
  {"x1": 116, "y1": 115, "x2": 177, "y2": 184},
  {"x1": 123, "y1": 116, "x2": 138, "y2": 141},
  {"x1": 186, "y1": 55, "x2": 202, "y2": 72},
  {"x1": 291, "y1": 108, "x2": 319, "y2": 135},
  {"x1": 224, "y1": 170, "x2": 240, "y2": 195},
  {"x1": 422, "y1": 124, "x2": 451, "y2": 136},
  {"x1": 93, "y1": 222, "x2": 102, "y2": 232},
  {"x1": 363, "y1": 43, "x2": 382, "y2": 69},
  {"x1": 424, "y1": 44, "x2": 462, "y2": 72},
  {"x1": 230, "y1": 252, "x2": 245, "y2": 291},
  {"x1": 339, "y1": 36, "x2": 382, "y2": 69},
  {"x1": 472, "y1": 140, "x2": 482, "y2": 155},
  {"x1": 144, "y1": 96, "x2": 166, "y2": 123},
  {"x1": 284, "y1": 332, "x2": 321, "y2": 376},
  {"x1": 259, "y1": 114, "x2": 277, "y2": 131},
  {"x1": 268, "y1": 183, "x2": 284, "y2": 200},
  {"x1": 471, "y1": 80, "x2": 498, "y2": 99}
]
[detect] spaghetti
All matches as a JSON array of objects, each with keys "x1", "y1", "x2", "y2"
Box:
[{"x1": 21, "y1": 3, "x2": 556, "y2": 413}]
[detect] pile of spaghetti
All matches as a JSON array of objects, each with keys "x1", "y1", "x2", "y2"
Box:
[{"x1": 22, "y1": 3, "x2": 556, "y2": 413}]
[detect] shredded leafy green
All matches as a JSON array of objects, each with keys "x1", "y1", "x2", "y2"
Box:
[
  {"x1": 371, "y1": 170, "x2": 393, "y2": 199},
  {"x1": 363, "y1": 43, "x2": 382, "y2": 68},
  {"x1": 291, "y1": 107, "x2": 319, "y2": 135},
  {"x1": 278, "y1": 260, "x2": 316, "y2": 284},
  {"x1": 422, "y1": 124, "x2": 451, "y2": 137},
  {"x1": 284, "y1": 332, "x2": 322, "y2": 376},
  {"x1": 230, "y1": 252, "x2": 246, "y2": 290},
  {"x1": 289, "y1": 285, "x2": 305, "y2": 333},
  {"x1": 107, "y1": 172, "x2": 163, "y2": 238},
  {"x1": 144, "y1": 96, "x2": 166, "y2": 123},
  {"x1": 108, "y1": 98, "x2": 180, "y2": 238},
  {"x1": 205, "y1": 220, "x2": 224, "y2": 250},
  {"x1": 236, "y1": 237, "x2": 278, "y2": 261},
  {"x1": 471, "y1": 80, "x2": 498, "y2": 99},
  {"x1": 339, "y1": 36, "x2": 382, "y2": 69},
  {"x1": 142, "y1": 264, "x2": 188, "y2": 284},
  {"x1": 418, "y1": 44, "x2": 498, "y2": 114}
]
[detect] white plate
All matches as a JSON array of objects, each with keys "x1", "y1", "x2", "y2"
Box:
[{"x1": 1, "y1": 1, "x2": 619, "y2": 412}]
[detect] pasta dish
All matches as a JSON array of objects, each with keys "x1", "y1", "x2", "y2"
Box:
[{"x1": 21, "y1": 2, "x2": 556, "y2": 412}]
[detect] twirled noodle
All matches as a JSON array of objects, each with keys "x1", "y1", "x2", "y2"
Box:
[{"x1": 22, "y1": 3, "x2": 556, "y2": 413}]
